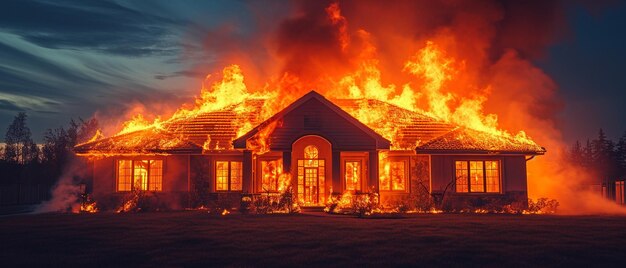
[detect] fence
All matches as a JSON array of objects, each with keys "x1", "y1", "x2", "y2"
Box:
[{"x1": 0, "y1": 184, "x2": 50, "y2": 206}]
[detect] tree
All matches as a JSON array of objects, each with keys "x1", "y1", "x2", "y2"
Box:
[
  {"x1": 616, "y1": 132, "x2": 626, "y2": 177},
  {"x1": 582, "y1": 139, "x2": 594, "y2": 170},
  {"x1": 66, "y1": 117, "x2": 100, "y2": 147},
  {"x1": 3, "y1": 112, "x2": 38, "y2": 164},
  {"x1": 42, "y1": 127, "x2": 70, "y2": 164},
  {"x1": 77, "y1": 117, "x2": 99, "y2": 145},
  {"x1": 592, "y1": 129, "x2": 616, "y2": 179},
  {"x1": 41, "y1": 117, "x2": 99, "y2": 174},
  {"x1": 569, "y1": 140, "x2": 583, "y2": 166}
]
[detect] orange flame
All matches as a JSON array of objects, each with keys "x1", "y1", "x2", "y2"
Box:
[{"x1": 83, "y1": 2, "x2": 626, "y2": 214}]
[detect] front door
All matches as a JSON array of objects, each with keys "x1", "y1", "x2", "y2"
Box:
[
  {"x1": 293, "y1": 137, "x2": 330, "y2": 207},
  {"x1": 304, "y1": 167, "x2": 319, "y2": 204}
]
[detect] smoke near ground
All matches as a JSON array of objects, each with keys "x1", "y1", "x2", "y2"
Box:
[{"x1": 36, "y1": 159, "x2": 88, "y2": 213}]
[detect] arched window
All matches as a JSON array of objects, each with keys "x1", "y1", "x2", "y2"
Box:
[{"x1": 304, "y1": 145, "x2": 319, "y2": 159}]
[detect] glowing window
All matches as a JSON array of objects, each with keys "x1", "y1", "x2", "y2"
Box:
[
  {"x1": 455, "y1": 160, "x2": 500, "y2": 193},
  {"x1": 297, "y1": 145, "x2": 325, "y2": 205},
  {"x1": 133, "y1": 160, "x2": 149, "y2": 191},
  {"x1": 215, "y1": 161, "x2": 243, "y2": 191},
  {"x1": 230, "y1": 162, "x2": 242, "y2": 191},
  {"x1": 345, "y1": 161, "x2": 361, "y2": 191},
  {"x1": 261, "y1": 159, "x2": 281, "y2": 192},
  {"x1": 380, "y1": 159, "x2": 408, "y2": 192},
  {"x1": 117, "y1": 159, "x2": 163, "y2": 192},
  {"x1": 147, "y1": 160, "x2": 163, "y2": 191},
  {"x1": 455, "y1": 161, "x2": 468, "y2": 193},
  {"x1": 304, "y1": 145, "x2": 318, "y2": 159},
  {"x1": 390, "y1": 161, "x2": 406, "y2": 191},
  {"x1": 117, "y1": 160, "x2": 132, "y2": 191},
  {"x1": 485, "y1": 161, "x2": 499, "y2": 193},
  {"x1": 469, "y1": 161, "x2": 484, "y2": 192}
]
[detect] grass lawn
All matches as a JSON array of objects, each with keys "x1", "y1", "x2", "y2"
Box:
[{"x1": 1, "y1": 212, "x2": 626, "y2": 267}]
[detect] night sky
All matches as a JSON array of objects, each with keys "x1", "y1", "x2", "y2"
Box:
[{"x1": 0, "y1": 0, "x2": 624, "y2": 145}]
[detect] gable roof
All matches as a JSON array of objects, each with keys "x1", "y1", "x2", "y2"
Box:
[
  {"x1": 232, "y1": 91, "x2": 391, "y2": 149},
  {"x1": 75, "y1": 91, "x2": 545, "y2": 156}
]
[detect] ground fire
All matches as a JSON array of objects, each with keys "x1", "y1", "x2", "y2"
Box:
[{"x1": 72, "y1": 1, "x2": 624, "y2": 215}]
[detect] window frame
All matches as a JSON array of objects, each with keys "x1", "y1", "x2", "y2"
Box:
[
  {"x1": 116, "y1": 159, "x2": 164, "y2": 192},
  {"x1": 257, "y1": 157, "x2": 283, "y2": 193},
  {"x1": 214, "y1": 160, "x2": 243, "y2": 192},
  {"x1": 296, "y1": 146, "x2": 326, "y2": 205},
  {"x1": 380, "y1": 157, "x2": 409, "y2": 193},
  {"x1": 343, "y1": 158, "x2": 363, "y2": 192},
  {"x1": 454, "y1": 159, "x2": 501, "y2": 194}
]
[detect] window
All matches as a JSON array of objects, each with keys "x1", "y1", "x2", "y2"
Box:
[
  {"x1": 215, "y1": 161, "x2": 243, "y2": 191},
  {"x1": 118, "y1": 160, "x2": 133, "y2": 191},
  {"x1": 297, "y1": 145, "x2": 325, "y2": 205},
  {"x1": 345, "y1": 160, "x2": 361, "y2": 191},
  {"x1": 469, "y1": 161, "x2": 484, "y2": 192},
  {"x1": 117, "y1": 159, "x2": 163, "y2": 192},
  {"x1": 455, "y1": 161, "x2": 468, "y2": 192},
  {"x1": 304, "y1": 145, "x2": 318, "y2": 159},
  {"x1": 380, "y1": 159, "x2": 408, "y2": 191},
  {"x1": 260, "y1": 159, "x2": 281, "y2": 192},
  {"x1": 455, "y1": 160, "x2": 500, "y2": 193},
  {"x1": 485, "y1": 161, "x2": 499, "y2": 193}
]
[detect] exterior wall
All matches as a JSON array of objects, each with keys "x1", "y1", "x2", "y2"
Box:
[
  {"x1": 92, "y1": 155, "x2": 190, "y2": 210},
  {"x1": 378, "y1": 152, "x2": 430, "y2": 206},
  {"x1": 430, "y1": 155, "x2": 528, "y2": 210},
  {"x1": 203, "y1": 153, "x2": 245, "y2": 209},
  {"x1": 268, "y1": 98, "x2": 379, "y2": 151},
  {"x1": 93, "y1": 157, "x2": 115, "y2": 200}
]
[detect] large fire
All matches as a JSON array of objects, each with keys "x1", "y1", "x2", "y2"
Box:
[{"x1": 84, "y1": 1, "x2": 624, "y2": 214}]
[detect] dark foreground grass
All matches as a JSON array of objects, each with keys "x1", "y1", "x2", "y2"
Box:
[{"x1": 1, "y1": 212, "x2": 626, "y2": 267}]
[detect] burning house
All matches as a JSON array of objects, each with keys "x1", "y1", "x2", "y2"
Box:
[{"x1": 75, "y1": 89, "x2": 545, "y2": 211}]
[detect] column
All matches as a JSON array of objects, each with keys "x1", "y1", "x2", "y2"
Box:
[
  {"x1": 332, "y1": 150, "x2": 341, "y2": 194},
  {"x1": 242, "y1": 150, "x2": 253, "y2": 193},
  {"x1": 368, "y1": 150, "x2": 379, "y2": 193}
]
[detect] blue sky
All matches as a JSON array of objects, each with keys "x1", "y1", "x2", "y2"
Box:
[
  {"x1": 537, "y1": 2, "x2": 626, "y2": 142},
  {"x1": 0, "y1": 0, "x2": 624, "y2": 144}
]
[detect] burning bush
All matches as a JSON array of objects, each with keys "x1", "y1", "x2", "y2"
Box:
[
  {"x1": 79, "y1": 194, "x2": 98, "y2": 213},
  {"x1": 526, "y1": 198, "x2": 560, "y2": 214},
  {"x1": 116, "y1": 190, "x2": 166, "y2": 213},
  {"x1": 247, "y1": 187, "x2": 299, "y2": 214},
  {"x1": 325, "y1": 191, "x2": 381, "y2": 217}
]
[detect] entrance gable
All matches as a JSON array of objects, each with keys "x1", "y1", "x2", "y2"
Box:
[{"x1": 233, "y1": 91, "x2": 390, "y2": 151}]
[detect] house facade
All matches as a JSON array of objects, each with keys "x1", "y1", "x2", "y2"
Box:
[{"x1": 75, "y1": 91, "x2": 545, "y2": 211}]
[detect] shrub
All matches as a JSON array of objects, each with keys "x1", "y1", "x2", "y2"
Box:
[{"x1": 527, "y1": 198, "x2": 559, "y2": 214}]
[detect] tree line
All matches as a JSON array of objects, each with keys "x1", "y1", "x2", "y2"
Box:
[
  {"x1": 0, "y1": 112, "x2": 99, "y2": 187},
  {"x1": 568, "y1": 129, "x2": 626, "y2": 182}
]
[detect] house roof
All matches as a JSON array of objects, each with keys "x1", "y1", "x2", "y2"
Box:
[
  {"x1": 74, "y1": 99, "x2": 265, "y2": 155},
  {"x1": 75, "y1": 91, "x2": 545, "y2": 156},
  {"x1": 74, "y1": 127, "x2": 202, "y2": 155},
  {"x1": 232, "y1": 91, "x2": 391, "y2": 149},
  {"x1": 415, "y1": 128, "x2": 546, "y2": 154},
  {"x1": 332, "y1": 99, "x2": 457, "y2": 150}
]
